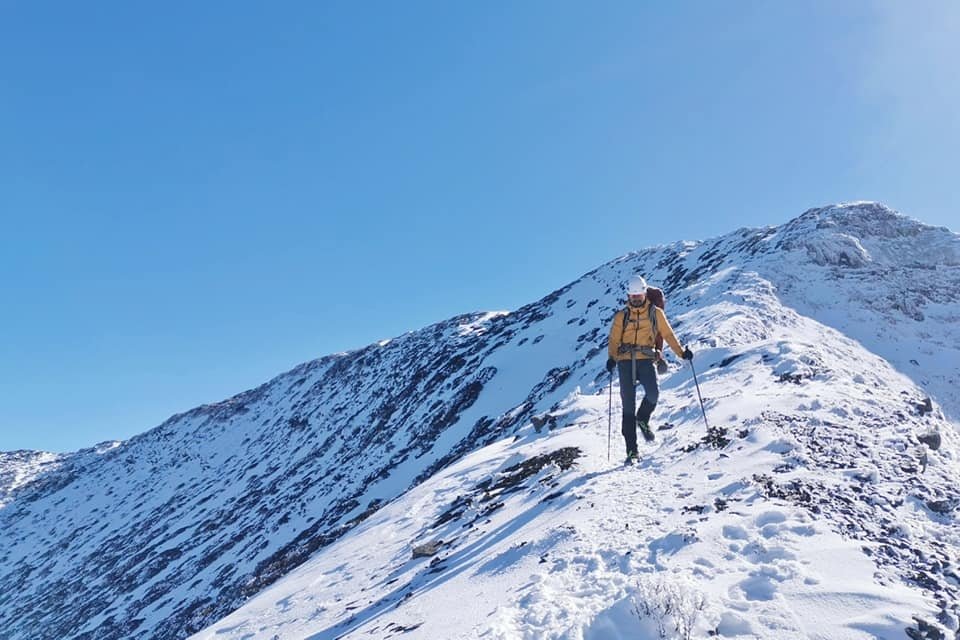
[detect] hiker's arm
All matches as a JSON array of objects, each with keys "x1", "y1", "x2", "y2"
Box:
[
  {"x1": 656, "y1": 308, "x2": 685, "y2": 359},
  {"x1": 607, "y1": 311, "x2": 622, "y2": 359}
]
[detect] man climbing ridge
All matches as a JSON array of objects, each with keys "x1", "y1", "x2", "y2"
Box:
[{"x1": 606, "y1": 274, "x2": 693, "y2": 464}]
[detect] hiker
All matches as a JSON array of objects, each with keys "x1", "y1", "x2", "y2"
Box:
[{"x1": 606, "y1": 275, "x2": 693, "y2": 462}]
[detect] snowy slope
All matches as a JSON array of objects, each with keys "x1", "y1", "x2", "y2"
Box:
[
  {"x1": 667, "y1": 202, "x2": 960, "y2": 420},
  {"x1": 2, "y1": 202, "x2": 958, "y2": 640},
  {"x1": 0, "y1": 450, "x2": 64, "y2": 510},
  {"x1": 189, "y1": 202, "x2": 960, "y2": 640}
]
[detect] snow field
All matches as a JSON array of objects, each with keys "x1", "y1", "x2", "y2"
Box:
[{"x1": 193, "y1": 331, "x2": 949, "y2": 639}]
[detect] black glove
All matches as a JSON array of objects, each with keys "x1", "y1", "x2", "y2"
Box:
[
  {"x1": 683, "y1": 347, "x2": 694, "y2": 361},
  {"x1": 656, "y1": 359, "x2": 669, "y2": 375},
  {"x1": 606, "y1": 357, "x2": 616, "y2": 372}
]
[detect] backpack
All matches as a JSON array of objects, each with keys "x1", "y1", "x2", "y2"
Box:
[{"x1": 621, "y1": 286, "x2": 666, "y2": 356}]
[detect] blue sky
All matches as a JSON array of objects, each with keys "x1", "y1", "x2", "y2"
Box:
[{"x1": 2, "y1": 1, "x2": 957, "y2": 453}]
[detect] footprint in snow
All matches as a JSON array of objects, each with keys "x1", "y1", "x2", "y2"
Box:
[
  {"x1": 720, "y1": 480, "x2": 749, "y2": 496},
  {"x1": 692, "y1": 556, "x2": 717, "y2": 579},
  {"x1": 737, "y1": 572, "x2": 779, "y2": 601},
  {"x1": 740, "y1": 540, "x2": 797, "y2": 565},
  {"x1": 717, "y1": 611, "x2": 755, "y2": 636},
  {"x1": 754, "y1": 510, "x2": 787, "y2": 527},
  {"x1": 722, "y1": 524, "x2": 750, "y2": 540},
  {"x1": 754, "y1": 511, "x2": 817, "y2": 539}
]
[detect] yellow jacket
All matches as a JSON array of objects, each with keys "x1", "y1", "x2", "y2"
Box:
[{"x1": 607, "y1": 302, "x2": 684, "y2": 361}]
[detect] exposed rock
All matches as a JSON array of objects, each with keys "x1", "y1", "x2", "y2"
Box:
[
  {"x1": 411, "y1": 541, "x2": 443, "y2": 558},
  {"x1": 906, "y1": 616, "x2": 947, "y2": 640},
  {"x1": 926, "y1": 500, "x2": 956, "y2": 515},
  {"x1": 918, "y1": 431, "x2": 942, "y2": 451}
]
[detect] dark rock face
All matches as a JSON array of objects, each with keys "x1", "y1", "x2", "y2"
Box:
[
  {"x1": 430, "y1": 447, "x2": 582, "y2": 533},
  {"x1": 918, "y1": 431, "x2": 942, "y2": 451}
]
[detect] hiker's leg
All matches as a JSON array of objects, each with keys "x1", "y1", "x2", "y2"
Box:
[
  {"x1": 636, "y1": 359, "x2": 659, "y2": 424},
  {"x1": 617, "y1": 360, "x2": 638, "y2": 454}
]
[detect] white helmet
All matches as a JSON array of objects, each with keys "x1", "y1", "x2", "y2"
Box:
[{"x1": 627, "y1": 275, "x2": 648, "y2": 295}]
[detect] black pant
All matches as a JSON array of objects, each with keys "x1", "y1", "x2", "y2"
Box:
[{"x1": 617, "y1": 358, "x2": 659, "y2": 454}]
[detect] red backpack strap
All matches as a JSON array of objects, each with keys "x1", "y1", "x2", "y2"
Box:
[{"x1": 646, "y1": 287, "x2": 665, "y2": 355}]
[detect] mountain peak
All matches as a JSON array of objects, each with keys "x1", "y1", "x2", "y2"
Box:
[
  {"x1": 3, "y1": 204, "x2": 958, "y2": 640},
  {"x1": 789, "y1": 201, "x2": 917, "y2": 237},
  {"x1": 773, "y1": 201, "x2": 958, "y2": 269},
  {"x1": 799, "y1": 200, "x2": 898, "y2": 220}
]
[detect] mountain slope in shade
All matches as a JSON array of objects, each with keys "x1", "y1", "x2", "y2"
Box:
[{"x1": 2, "y1": 202, "x2": 958, "y2": 640}]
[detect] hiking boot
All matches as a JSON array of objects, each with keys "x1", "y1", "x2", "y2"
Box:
[
  {"x1": 624, "y1": 450, "x2": 639, "y2": 465},
  {"x1": 639, "y1": 421, "x2": 655, "y2": 442}
]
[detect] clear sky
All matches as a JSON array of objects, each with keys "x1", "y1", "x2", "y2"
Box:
[{"x1": 2, "y1": 1, "x2": 958, "y2": 453}]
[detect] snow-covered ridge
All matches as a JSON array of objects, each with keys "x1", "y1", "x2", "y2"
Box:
[
  {"x1": 0, "y1": 440, "x2": 123, "y2": 510},
  {"x1": 193, "y1": 201, "x2": 960, "y2": 640},
  {"x1": 779, "y1": 202, "x2": 960, "y2": 268},
  {"x1": 645, "y1": 201, "x2": 960, "y2": 418},
  {"x1": 0, "y1": 450, "x2": 64, "y2": 509},
  {"x1": 2, "y1": 202, "x2": 958, "y2": 640}
]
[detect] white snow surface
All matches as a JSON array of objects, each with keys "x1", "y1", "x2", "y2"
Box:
[{"x1": 3, "y1": 202, "x2": 959, "y2": 640}]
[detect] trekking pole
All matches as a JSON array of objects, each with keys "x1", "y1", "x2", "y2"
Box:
[
  {"x1": 688, "y1": 360, "x2": 710, "y2": 431},
  {"x1": 607, "y1": 369, "x2": 613, "y2": 461}
]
